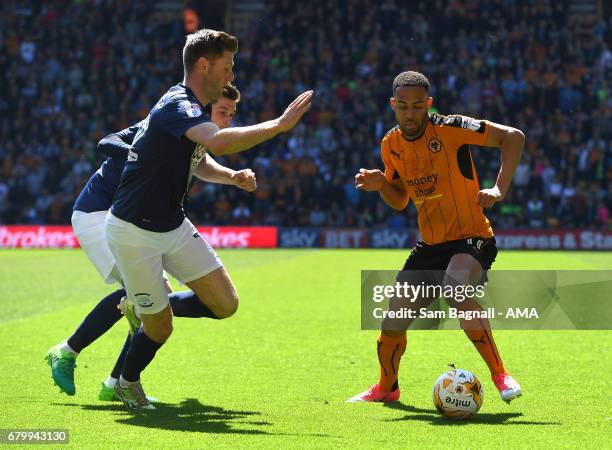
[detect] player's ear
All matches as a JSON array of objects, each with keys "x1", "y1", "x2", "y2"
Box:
[
  {"x1": 427, "y1": 97, "x2": 433, "y2": 108},
  {"x1": 390, "y1": 97, "x2": 396, "y2": 109},
  {"x1": 197, "y1": 56, "x2": 210, "y2": 73}
]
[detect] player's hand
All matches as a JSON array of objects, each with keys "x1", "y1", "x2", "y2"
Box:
[
  {"x1": 477, "y1": 185, "x2": 505, "y2": 208},
  {"x1": 231, "y1": 169, "x2": 257, "y2": 192},
  {"x1": 276, "y1": 90, "x2": 314, "y2": 132},
  {"x1": 355, "y1": 168, "x2": 385, "y2": 192}
]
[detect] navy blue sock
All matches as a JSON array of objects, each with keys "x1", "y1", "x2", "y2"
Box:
[
  {"x1": 110, "y1": 333, "x2": 131, "y2": 379},
  {"x1": 121, "y1": 329, "x2": 163, "y2": 382},
  {"x1": 169, "y1": 290, "x2": 219, "y2": 319},
  {"x1": 67, "y1": 289, "x2": 125, "y2": 353}
]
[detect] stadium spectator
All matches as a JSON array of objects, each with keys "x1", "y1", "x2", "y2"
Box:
[{"x1": 0, "y1": 0, "x2": 609, "y2": 230}]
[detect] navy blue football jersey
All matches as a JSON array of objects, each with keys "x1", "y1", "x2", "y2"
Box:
[{"x1": 111, "y1": 83, "x2": 210, "y2": 232}]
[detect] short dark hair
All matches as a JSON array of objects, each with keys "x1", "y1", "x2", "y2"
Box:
[
  {"x1": 221, "y1": 83, "x2": 241, "y2": 102},
  {"x1": 183, "y1": 29, "x2": 238, "y2": 73},
  {"x1": 392, "y1": 71, "x2": 430, "y2": 95}
]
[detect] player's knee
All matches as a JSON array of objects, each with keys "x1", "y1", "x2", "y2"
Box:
[
  {"x1": 148, "y1": 321, "x2": 173, "y2": 342},
  {"x1": 162, "y1": 320, "x2": 174, "y2": 338},
  {"x1": 142, "y1": 315, "x2": 173, "y2": 343},
  {"x1": 381, "y1": 315, "x2": 410, "y2": 333},
  {"x1": 216, "y1": 293, "x2": 239, "y2": 319},
  {"x1": 381, "y1": 328, "x2": 407, "y2": 337}
]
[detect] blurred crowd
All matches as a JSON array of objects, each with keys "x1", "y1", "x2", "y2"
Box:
[{"x1": 1, "y1": 0, "x2": 610, "y2": 230}]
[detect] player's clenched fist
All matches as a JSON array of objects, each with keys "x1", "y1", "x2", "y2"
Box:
[
  {"x1": 355, "y1": 168, "x2": 385, "y2": 192},
  {"x1": 476, "y1": 185, "x2": 504, "y2": 208},
  {"x1": 232, "y1": 169, "x2": 257, "y2": 192}
]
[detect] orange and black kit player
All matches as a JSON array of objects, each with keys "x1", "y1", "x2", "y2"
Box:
[{"x1": 350, "y1": 71, "x2": 525, "y2": 403}]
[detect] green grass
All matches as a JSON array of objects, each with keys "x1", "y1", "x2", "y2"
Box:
[{"x1": 0, "y1": 249, "x2": 610, "y2": 449}]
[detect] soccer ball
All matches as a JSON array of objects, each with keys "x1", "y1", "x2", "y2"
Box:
[{"x1": 432, "y1": 368, "x2": 483, "y2": 420}]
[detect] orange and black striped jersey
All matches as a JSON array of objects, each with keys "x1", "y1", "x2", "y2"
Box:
[{"x1": 381, "y1": 113, "x2": 494, "y2": 245}]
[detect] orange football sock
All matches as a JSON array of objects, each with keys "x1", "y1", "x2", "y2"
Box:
[
  {"x1": 376, "y1": 332, "x2": 406, "y2": 393},
  {"x1": 462, "y1": 320, "x2": 506, "y2": 376}
]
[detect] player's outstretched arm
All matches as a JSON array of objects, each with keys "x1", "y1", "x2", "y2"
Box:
[
  {"x1": 185, "y1": 91, "x2": 314, "y2": 156},
  {"x1": 477, "y1": 121, "x2": 525, "y2": 208},
  {"x1": 355, "y1": 168, "x2": 409, "y2": 211},
  {"x1": 96, "y1": 124, "x2": 140, "y2": 159},
  {"x1": 194, "y1": 153, "x2": 256, "y2": 192}
]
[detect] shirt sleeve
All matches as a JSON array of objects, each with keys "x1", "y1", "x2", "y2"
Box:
[
  {"x1": 96, "y1": 122, "x2": 142, "y2": 159},
  {"x1": 443, "y1": 115, "x2": 490, "y2": 146},
  {"x1": 380, "y1": 137, "x2": 397, "y2": 182},
  {"x1": 156, "y1": 97, "x2": 211, "y2": 140}
]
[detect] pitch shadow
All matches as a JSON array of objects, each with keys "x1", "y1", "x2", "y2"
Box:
[
  {"x1": 56, "y1": 398, "x2": 331, "y2": 437},
  {"x1": 382, "y1": 402, "x2": 561, "y2": 426}
]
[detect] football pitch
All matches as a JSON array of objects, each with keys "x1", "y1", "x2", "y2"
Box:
[{"x1": 0, "y1": 249, "x2": 610, "y2": 449}]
